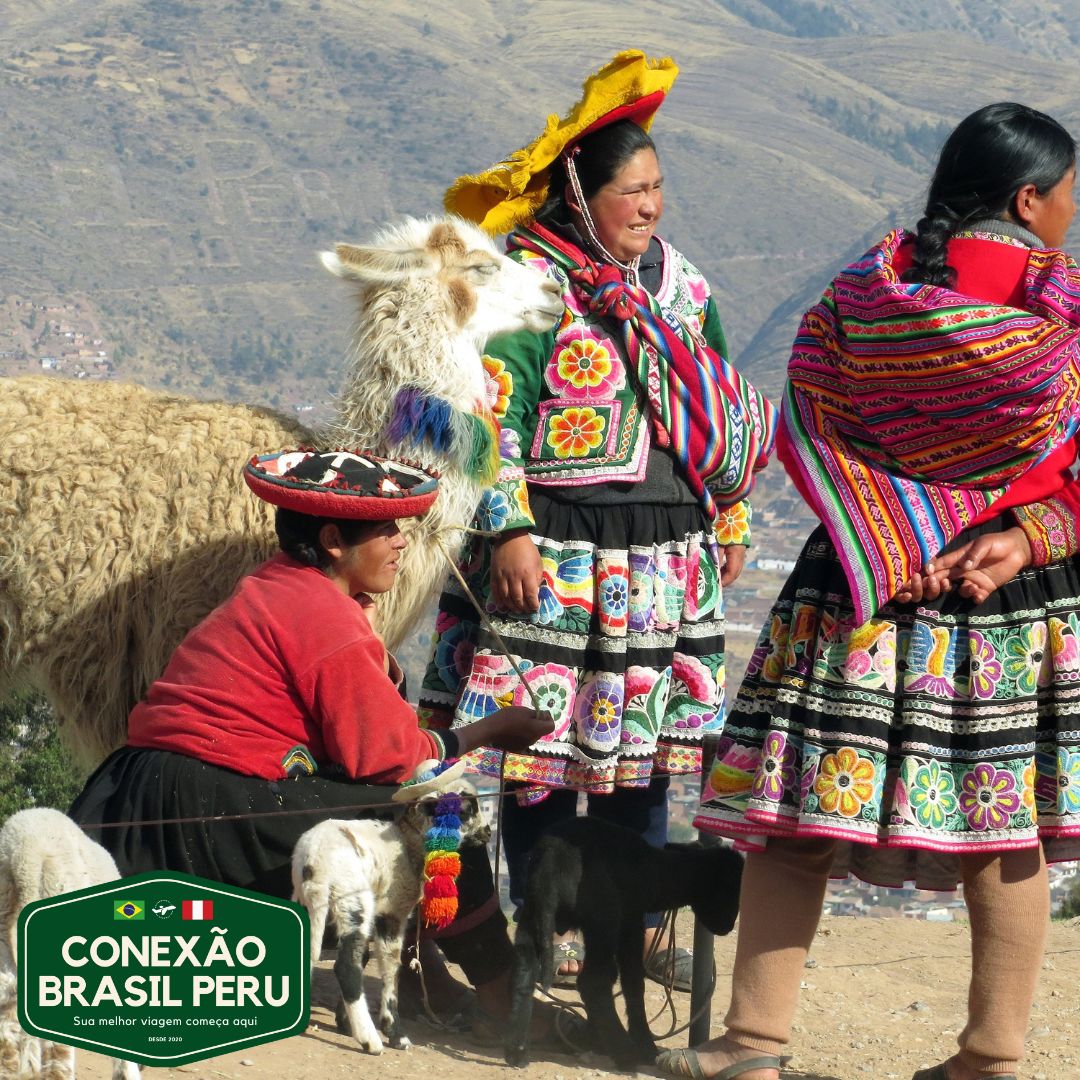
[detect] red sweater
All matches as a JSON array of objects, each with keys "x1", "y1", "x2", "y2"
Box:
[
  {"x1": 779, "y1": 234, "x2": 1080, "y2": 523},
  {"x1": 128, "y1": 553, "x2": 440, "y2": 782}
]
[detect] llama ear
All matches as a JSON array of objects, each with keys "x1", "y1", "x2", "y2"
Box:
[{"x1": 321, "y1": 244, "x2": 431, "y2": 283}]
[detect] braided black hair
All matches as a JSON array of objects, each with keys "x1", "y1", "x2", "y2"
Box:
[
  {"x1": 274, "y1": 508, "x2": 372, "y2": 570},
  {"x1": 904, "y1": 102, "x2": 1075, "y2": 287}
]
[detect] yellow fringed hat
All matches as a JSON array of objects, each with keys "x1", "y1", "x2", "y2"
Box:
[{"x1": 445, "y1": 50, "x2": 678, "y2": 236}]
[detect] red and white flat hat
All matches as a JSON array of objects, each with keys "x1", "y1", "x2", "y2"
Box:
[{"x1": 244, "y1": 449, "x2": 439, "y2": 520}]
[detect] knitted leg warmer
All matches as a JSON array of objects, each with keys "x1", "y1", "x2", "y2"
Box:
[
  {"x1": 723, "y1": 837, "x2": 836, "y2": 1055},
  {"x1": 956, "y1": 844, "x2": 1049, "y2": 1076}
]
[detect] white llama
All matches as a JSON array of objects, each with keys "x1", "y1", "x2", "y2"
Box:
[{"x1": 0, "y1": 216, "x2": 562, "y2": 765}]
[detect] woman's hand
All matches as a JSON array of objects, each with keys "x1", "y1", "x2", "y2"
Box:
[
  {"x1": 719, "y1": 544, "x2": 747, "y2": 587},
  {"x1": 896, "y1": 527, "x2": 1033, "y2": 606},
  {"x1": 456, "y1": 706, "x2": 555, "y2": 755},
  {"x1": 490, "y1": 530, "x2": 542, "y2": 613},
  {"x1": 892, "y1": 567, "x2": 953, "y2": 605},
  {"x1": 933, "y1": 526, "x2": 1033, "y2": 605}
]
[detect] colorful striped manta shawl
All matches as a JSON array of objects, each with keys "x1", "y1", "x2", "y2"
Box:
[
  {"x1": 782, "y1": 228, "x2": 1080, "y2": 624},
  {"x1": 509, "y1": 223, "x2": 776, "y2": 520}
]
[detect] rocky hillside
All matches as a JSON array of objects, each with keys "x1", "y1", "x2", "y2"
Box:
[{"x1": 4, "y1": 0, "x2": 1080, "y2": 410}]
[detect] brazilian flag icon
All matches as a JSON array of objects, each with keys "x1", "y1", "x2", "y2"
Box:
[{"x1": 114, "y1": 900, "x2": 144, "y2": 921}]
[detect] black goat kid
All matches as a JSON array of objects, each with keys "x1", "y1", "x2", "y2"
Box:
[{"x1": 505, "y1": 817, "x2": 744, "y2": 1070}]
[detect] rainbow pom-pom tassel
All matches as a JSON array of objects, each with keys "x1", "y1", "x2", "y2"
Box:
[{"x1": 421, "y1": 790, "x2": 463, "y2": 929}]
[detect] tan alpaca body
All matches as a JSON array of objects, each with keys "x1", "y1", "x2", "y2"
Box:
[{"x1": 0, "y1": 216, "x2": 561, "y2": 766}]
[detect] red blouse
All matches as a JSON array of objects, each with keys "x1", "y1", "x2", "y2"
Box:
[{"x1": 128, "y1": 553, "x2": 440, "y2": 782}]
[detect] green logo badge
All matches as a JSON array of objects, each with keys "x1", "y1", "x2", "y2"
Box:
[{"x1": 17, "y1": 872, "x2": 309, "y2": 1066}]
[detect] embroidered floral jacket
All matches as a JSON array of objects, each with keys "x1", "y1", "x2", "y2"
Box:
[{"x1": 476, "y1": 237, "x2": 752, "y2": 546}]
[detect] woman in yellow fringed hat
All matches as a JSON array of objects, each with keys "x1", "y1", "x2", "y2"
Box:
[{"x1": 420, "y1": 52, "x2": 776, "y2": 993}]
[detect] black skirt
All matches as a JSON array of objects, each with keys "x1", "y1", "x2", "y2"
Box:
[
  {"x1": 69, "y1": 747, "x2": 399, "y2": 898},
  {"x1": 695, "y1": 520, "x2": 1080, "y2": 890}
]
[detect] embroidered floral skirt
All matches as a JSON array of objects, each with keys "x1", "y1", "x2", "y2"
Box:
[
  {"x1": 694, "y1": 522, "x2": 1080, "y2": 890},
  {"x1": 418, "y1": 494, "x2": 726, "y2": 794}
]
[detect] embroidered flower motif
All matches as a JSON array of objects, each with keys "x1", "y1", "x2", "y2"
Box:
[
  {"x1": 475, "y1": 489, "x2": 511, "y2": 532},
  {"x1": 752, "y1": 731, "x2": 797, "y2": 802},
  {"x1": 692, "y1": 545, "x2": 720, "y2": 620},
  {"x1": 534, "y1": 575, "x2": 564, "y2": 625},
  {"x1": 513, "y1": 662, "x2": 575, "y2": 740},
  {"x1": 687, "y1": 274, "x2": 709, "y2": 308},
  {"x1": 1021, "y1": 760, "x2": 1037, "y2": 820},
  {"x1": 431, "y1": 613, "x2": 475, "y2": 692},
  {"x1": 628, "y1": 552, "x2": 656, "y2": 633},
  {"x1": 481, "y1": 355, "x2": 513, "y2": 418},
  {"x1": 906, "y1": 760, "x2": 957, "y2": 830},
  {"x1": 499, "y1": 426, "x2": 522, "y2": 461},
  {"x1": 511, "y1": 481, "x2": 531, "y2": 519},
  {"x1": 655, "y1": 554, "x2": 688, "y2": 626},
  {"x1": 666, "y1": 653, "x2": 717, "y2": 731},
  {"x1": 621, "y1": 666, "x2": 666, "y2": 746},
  {"x1": 713, "y1": 502, "x2": 749, "y2": 545},
  {"x1": 456, "y1": 651, "x2": 516, "y2": 722},
  {"x1": 1003, "y1": 623, "x2": 1050, "y2": 695},
  {"x1": 1056, "y1": 748, "x2": 1080, "y2": 815},
  {"x1": 682, "y1": 547, "x2": 702, "y2": 620},
  {"x1": 968, "y1": 630, "x2": 1003, "y2": 700},
  {"x1": 597, "y1": 562, "x2": 630, "y2": 633},
  {"x1": 577, "y1": 675, "x2": 624, "y2": 750},
  {"x1": 958, "y1": 763, "x2": 1022, "y2": 831},
  {"x1": 814, "y1": 747, "x2": 876, "y2": 818},
  {"x1": 553, "y1": 335, "x2": 618, "y2": 394},
  {"x1": 844, "y1": 621, "x2": 891, "y2": 685},
  {"x1": 546, "y1": 406, "x2": 606, "y2": 458}
]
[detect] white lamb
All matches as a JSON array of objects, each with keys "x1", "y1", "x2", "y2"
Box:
[
  {"x1": 291, "y1": 782, "x2": 488, "y2": 1056},
  {"x1": 0, "y1": 808, "x2": 139, "y2": 1080}
]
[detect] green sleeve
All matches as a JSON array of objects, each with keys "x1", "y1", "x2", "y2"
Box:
[
  {"x1": 702, "y1": 295, "x2": 729, "y2": 359},
  {"x1": 473, "y1": 323, "x2": 555, "y2": 533}
]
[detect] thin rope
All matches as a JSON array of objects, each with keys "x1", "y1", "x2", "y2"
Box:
[
  {"x1": 73, "y1": 770, "x2": 709, "y2": 831},
  {"x1": 432, "y1": 532, "x2": 544, "y2": 715},
  {"x1": 432, "y1": 530, "x2": 537, "y2": 918}
]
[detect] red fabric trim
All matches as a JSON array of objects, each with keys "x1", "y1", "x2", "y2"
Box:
[
  {"x1": 574, "y1": 90, "x2": 667, "y2": 142},
  {"x1": 244, "y1": 470, "x2": 437, "y2": 519}
]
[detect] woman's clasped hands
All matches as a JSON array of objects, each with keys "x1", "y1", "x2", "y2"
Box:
[{"x1": 892, "y1": 526, "x2": 1033, "y2": 606}]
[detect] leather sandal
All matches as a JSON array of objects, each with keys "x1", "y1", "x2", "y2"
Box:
[
  {"x1": 552, "y1": 938, "x2": 585, "y2": 987},
  {"x1": 645, "y1": 944, "x2": 697, "y2": 993},
  {"x1": 655, "y1": 1046, "x2": 782, "y2": 1080}
]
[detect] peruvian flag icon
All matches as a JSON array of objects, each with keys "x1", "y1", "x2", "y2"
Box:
[{"x1": 182, "y1": 899, "x2": 214, "y2": 921}]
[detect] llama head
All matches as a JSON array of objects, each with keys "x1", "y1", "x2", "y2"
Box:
[{"x1": 320, "y1": 216, "x2": 563, "y2": 348}]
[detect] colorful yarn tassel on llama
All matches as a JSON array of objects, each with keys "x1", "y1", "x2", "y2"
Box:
[
  {"x1": 386, "y1": 387, "x2": 500, "y2": 486},
  {"x1": 422, "y1": 790, "x2": 463, "y2": 929}
]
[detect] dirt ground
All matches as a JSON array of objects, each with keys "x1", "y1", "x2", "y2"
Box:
[{"x1": 75, "y1": 912, "x2": 1078, "y2": 1080}]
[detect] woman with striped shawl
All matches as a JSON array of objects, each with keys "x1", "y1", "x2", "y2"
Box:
[
  {"x1": 419, "y1": 52, "x2": 775, "y2": 989},
  {"x1": 666, "y1": 104, "x2": 1080, "y2": 1080}
]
